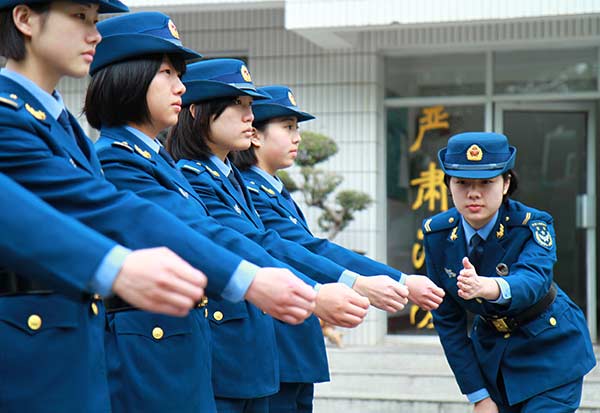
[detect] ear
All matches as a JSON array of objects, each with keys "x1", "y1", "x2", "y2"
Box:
[
  {"x1": 250, "y1": 127, "x2": 262, "y2": 148},
  {"x1": 12, "y1": 5, "x2": 36, "y2": 38},
  {"x1": 189, "y1": 104, "x2": 197, "y2": 119},
  {"x1": 503, "y1": 175, "x2": 511, "y2": 195}
]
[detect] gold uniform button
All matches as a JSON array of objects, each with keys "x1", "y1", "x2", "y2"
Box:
[
  {"x1": 93, "y1": 293, "x2": 102, "y2": 300},
  {"x1": 448, "y1": 217, "x2": 455, "y2": 223},
  {"x1": 549, "y1": 317, "x2": 557, "y2": 326},
  {"x1": 503, "y1": 333, "x2": 510, "y2": 339},
  {"x1": 91, "y1": 302, "x2": 99, "y2": 316},
  {"x1": 152, "y1": 327, "x2": 164, "y2": 340},
  {"x1": 475, "y1": 298, "x2": 482, "y2": 304},
  {"x1": 28, "y1": 314, "x2": 42, "y2": 331},
  {"x1": 204, "y1": 308, "x2": 208, "y2": 318},
  {"x1": 213, "y1": 311, "x2": 224, "y2": 321}
]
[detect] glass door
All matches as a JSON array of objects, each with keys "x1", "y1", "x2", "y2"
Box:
[{"x1": 495, "y1": 102, "x2": 597, "y2": 340}]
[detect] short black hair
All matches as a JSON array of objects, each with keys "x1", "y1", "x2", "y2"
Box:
[
  {"x1": 444, "y1": 170, "x2": 519, "y2": 204},
  {"x1": 231, "y1": 118, "x2": 269, "y2": 170},
  {"x1": 0, "y1": 4, "x2": 50, "y2": 61},
  {"x1": 84, "y1": 53, "x2": 186, "y2": 130},
  {"x1": 167, "y1": 96, "x2": 236, "y2": 162}
]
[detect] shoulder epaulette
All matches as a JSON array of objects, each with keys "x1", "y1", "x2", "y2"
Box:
[
  {"x1": 503, "y1": 200, "x2": 552, "y2": 227},
  {"x1": 260, "y1": 184, "x2": 276, "y2": 197},
  {"x1": 180, "y1": 164, "x2": 202, "y2": 175},
  {"x1": 422, "y1": 209, "x2": 460, "y2": 234},
  {"x1": 111, "y1": 141, "x2": 134, "y2": 153},
  {"x1": 0, "y1": 92, "x2": 22, "y2": 110}
]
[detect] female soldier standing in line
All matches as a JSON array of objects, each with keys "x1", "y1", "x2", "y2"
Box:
[
  {"x1": 168, "y1": 67, "x2": 442, "y2": 412},
  {"x1": 86, "y1": 23, "x2": 371, "y2": 413},
  {"x1": 228, "y1": 84, "x2": 445, "y2": 412},
  {"x1": 422, "y1": 132, "x2": 595, "y2": 412}
]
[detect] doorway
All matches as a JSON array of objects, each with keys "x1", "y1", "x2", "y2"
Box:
[{"x1": 494, "y1": 102, "x2": 597, "y2": 340}]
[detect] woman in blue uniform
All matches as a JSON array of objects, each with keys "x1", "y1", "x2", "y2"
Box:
[
  {"x1": 422, "y1": 132, "x2": 595, "y2": 412},
  {"x1": 85, "y1": 21, "x2": 370, "y2": 413},
  {"x1": 167, "y1": 68, "x2": 440, "y2": 412},
  {"x1": 233, "y1": 85, "x2": 445, "y2": 313}
]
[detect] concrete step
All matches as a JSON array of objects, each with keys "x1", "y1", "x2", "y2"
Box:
[{"x1": 314, "y1": 340, "x2": 600, "y2": 413}]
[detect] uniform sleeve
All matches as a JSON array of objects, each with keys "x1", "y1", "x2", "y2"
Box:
[
  {"x1": 250, "y1": 189, "x2": 406, "y2": 281},
  {"x1": 178, "y1": 171, "x2": 348, "y2": 284},
  {"x1": 502, "y1": 218, "x2": 556, "y2": 313},
  {"x1": 0, "y1": 173, "x2": 119, "y2": 295},
  {"x1": 97, "y1": 147, "x2": 317, "y2": 288},
  {"x1": 423, "y1": 232, "x2": 489, "y2": 396},
  {"x1": 0, "y1": 115, "x2": 240, "y2": 297}
]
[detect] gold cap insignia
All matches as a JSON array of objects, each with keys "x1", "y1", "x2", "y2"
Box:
[
  {"x1": 466, "y1": 144, "x2": 483, "y2": 161},
  {"x1": 25, "y1": 103, "x2": 46, "y2": 121},
  {"x1": 134, "y1": 144, "x2": 152, "y2": 159},
  {"x1": 288, "y1": 91, "x2": 297, "y2": 106},
  {"x1": 205, "y1": 165, "x2": 220, "y2": 177},
  {"x1": 168, "y1": 19, "x2": 180, "y2": 39},
  {"x1": 260, "y1": 185, "x2": 275, "y2": 196},
  {"x1": 240, "y1": 65, "x2": 252, "y2": 82}
]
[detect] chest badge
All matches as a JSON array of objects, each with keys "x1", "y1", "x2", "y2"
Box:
[
  {"x1": 444, "y1": 267, "x2": 456, "y2": 278},
  {"x1": 234, "y1": 204, "x2": 242, "y2": 215},
  {"x1": 496, "y1": 263, "x2": 509, "y2": 276}
]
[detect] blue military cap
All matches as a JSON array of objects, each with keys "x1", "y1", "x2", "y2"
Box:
[
  {"x1": 182, "y1": 58, "x2": 270, "y2": 106},
  {"x1": 90, "y1": 11, "x2": 201, "y2": 76},
  {"x1": 438, "y1": 132, "x2": 517, "y2": 179},
  {"x1": 0, "y1": 0, "x2": 128, "y2": 13},
  {"x1": 252, "y1": 85, "x2": 315, "y2": 123}
]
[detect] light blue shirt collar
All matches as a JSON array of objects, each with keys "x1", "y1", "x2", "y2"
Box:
[
  {"x1": 210, "y1": 155, "x2": 233, "y2": 177},
  {"x1": 461, "y1": 210, "x2": 499, "y2": 245},
  {"x1": 0, "y1": 68, "x2": 65, "y2": 120},
  {"x1": 124, "y1": 126, "x2": 161, "y2": 153},
  {"x1": 250, "y1": 166, "x2": 283, "y2": 193}
]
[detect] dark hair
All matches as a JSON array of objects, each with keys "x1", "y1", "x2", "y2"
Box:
[
  {"x1": 444, "y1": 170, "x2": 519, "y2": 203},
  {"x1": 84, "y1": 53, "x2": 186, "y2": 130},
  {"x1": 0, "y1": 4, "x2": 50, "y2": 60},
  {"x1": 167, "y1": 96, "x2": 236, "y2": 162},
  {"x1": 231, "y1": 119, "x2": 269, "y2": 170}
]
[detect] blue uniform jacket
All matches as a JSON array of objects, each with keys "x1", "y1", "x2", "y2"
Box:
[
  {"x1": 241, "y1": 168, "x2": 405, "y2": 281},
  {"x1": 95, "y1": 127, "x2": 319, "y2": 398},
  {"x1": 178, "y1": 158, "x2": 330, "y2": 384},
  {"x1": 0, "y1": 174, "x2": 117, "y2": 412},
  {"x1": 422, "y1": 200, "x2": 596, "y2": 405},
  {"x1": 0, "y1": 78, "x2": 251, "y2": 413}
]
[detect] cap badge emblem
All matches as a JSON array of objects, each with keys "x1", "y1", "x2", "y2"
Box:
[
  {"x1": 168, "y1": 19, "x2": 180, "y2": 39},
  {"x1": 240, "y1": 65, "x2": 252, "y2": 82},
  {"x1": 466, "y1": 144, "x2": 483, "y2": 161},
  {"x1": 288, "y1": 91, "x2": 297, "y2": 106}
]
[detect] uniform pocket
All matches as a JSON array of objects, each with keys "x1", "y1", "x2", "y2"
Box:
[
  {"x1": 207, "y1": 299, "x2": 249, "y2": 325},
  {"x1": 0, "y1": 294, "x2": 80, "y2": 335},
  {"x1": 520, "y1": 298, "x2": 568, "y2": 338},
  {"x1": 112, "y1": 310, "x2": 193, "y2": 341}
]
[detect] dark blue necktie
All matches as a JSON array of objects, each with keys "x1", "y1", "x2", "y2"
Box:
[
  {"x1": 469, "y1": 234, "x2": 485, "y2": 270},
  {"x1": 158, "y1": 145, "x2": 176, "y2": 168},
  {"x1": 227, "y1": 171, "x2": 247, "y2": 207},
  {"x1": 280, "y1": 186, "x2": 299, "y2": 214},
  {"x1": 57, "y1": 110, "x2": 76, "y2": 140}
]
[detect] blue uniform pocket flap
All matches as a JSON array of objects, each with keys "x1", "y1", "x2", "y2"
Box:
[
  {"x1": 207, "y1": 299, "x2": 249, "y2": 324},
  {"x1": 0, "y1": 294, "x2": 80, "y2": 335},
  {"x1": 112, "y1": 310, "x2": 193, "y2": 340},
  {"x1": 520, "y1": 298, "x2": 568, "y2": 337}
]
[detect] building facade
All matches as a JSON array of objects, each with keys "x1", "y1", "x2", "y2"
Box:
[{"x1": 66, "y1": 0, "x2": 599, "y2": 344}]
